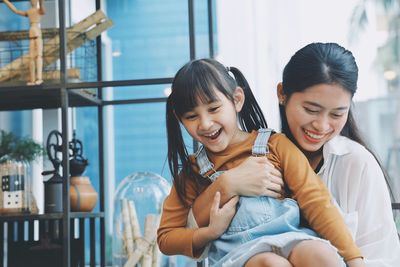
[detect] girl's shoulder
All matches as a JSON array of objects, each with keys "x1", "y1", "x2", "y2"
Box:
[
  {"x1": 267, "y1": 132, "x2": 297, "y2": 150},
  {"x1": 267, "y1": 132, "x2": 306, "y2": 159}
]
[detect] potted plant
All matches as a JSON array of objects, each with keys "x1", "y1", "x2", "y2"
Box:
[
  {"x1": 0, "y1": 130, "x2": 43, "y2": 214},
  {"x1": 0, "y1": 130, "x2": 43, "y2": 162}
]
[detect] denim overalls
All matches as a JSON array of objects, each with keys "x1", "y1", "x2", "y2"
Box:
[{"x1": 194, "y1": 129, "x2": 344, "y2": 267}]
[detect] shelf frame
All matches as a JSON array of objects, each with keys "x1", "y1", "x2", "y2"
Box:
[{"x1": 0, "y1": 0, "x2": 217, "y2": 266}]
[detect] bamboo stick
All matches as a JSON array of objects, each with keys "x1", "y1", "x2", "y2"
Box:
[
  {"x1": 128, "y1": 200, "x2": 142, "y2": 244},
  {"x1": 121, "y1": 199, "x2": 134, "y2": 257},
  {"x1": 141, "y1": 254, "x2": 152, "y2": 267},
  {"x1": 124, "y1": 214, "x2": 157, "y2": 267}
]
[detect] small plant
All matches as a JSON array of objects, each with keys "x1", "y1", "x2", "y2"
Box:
[{"x1": 0, "y1": 130, "x2": 43, "y2": 163}]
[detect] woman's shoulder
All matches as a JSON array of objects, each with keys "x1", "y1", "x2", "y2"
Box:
[{"x1": 325, "y1": 135, "x2": 379, "y2": 167}]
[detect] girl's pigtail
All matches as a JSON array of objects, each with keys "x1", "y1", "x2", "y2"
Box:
[
  {"x1": 229, "y1": 67, "x2": 268, "y2": 131},
  {"x1": 166, "y1": 96, "x2": 190, "y2": 205}
]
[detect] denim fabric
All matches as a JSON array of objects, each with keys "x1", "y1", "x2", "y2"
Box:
[
  {"x1": 207, "y1": 197, "x2": 320, "y2": 266},
  {"x1": 195, "y1": 129, "x2": 345, "y2": 267}
]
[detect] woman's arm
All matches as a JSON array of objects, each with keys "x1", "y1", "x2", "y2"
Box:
[
  {"x1": 192, "y1": 156, "x2": 283, "y2": 227},
  {"x1": 272, "y1": 134, "x2": 363, "y2": 262},
  {"x1": 336, "y1": 147, "x2": 400, "y2": 266}
]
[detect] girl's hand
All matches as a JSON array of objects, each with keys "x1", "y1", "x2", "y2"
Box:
[
  {"x1": 222, "y1": 156, "x2": 284, "y2": 198},
  {"x1": 346, "y1": 258, "x2": 365, "y2": 267},
  {"x1": 206, "y1": 192, "x2": 239, "y2": 239},
  {"x1": 192, "y1": 192, "x2": 239, "y2": 252}
]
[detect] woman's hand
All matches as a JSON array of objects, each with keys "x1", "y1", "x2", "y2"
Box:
[
  {"x1": 222, "y1": 156, "x2": 284, "y2": 198},
  {"x1": 191, "y1": 157, "x2": 283, "y2": 227}
]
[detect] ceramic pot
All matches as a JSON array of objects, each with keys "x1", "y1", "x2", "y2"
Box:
[{"x1": 70, "y1": 176, "x2": 97, "y2": 212}]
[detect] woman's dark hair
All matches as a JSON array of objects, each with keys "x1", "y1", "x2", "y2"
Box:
[
  {"x1": 279, "y1": 42, "x2": 393, "y2": 198},
  {"x1": 166, "y1": 58, "x2": 267, "y2": 205},
  {"x1": 280, "y1": 42, "x2": 361, "y2": 143}
]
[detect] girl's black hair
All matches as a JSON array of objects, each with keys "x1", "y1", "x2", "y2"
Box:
[
  {"x1": 166, "y1": 58, "x2": 267, "y2": 205},
  {"x1": 279, "y1": 42, "x2": 393, "y2": 198}
]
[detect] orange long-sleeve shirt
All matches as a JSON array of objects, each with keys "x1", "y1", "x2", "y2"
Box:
[{"x1": 157, "y1": 131, "x2": 362, "y2": 261}]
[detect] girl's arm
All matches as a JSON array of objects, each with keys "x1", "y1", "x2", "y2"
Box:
[
  {"x1": 157, "y1": 182, "x2": 238, "y2": 258},
  {"x1": 271, "y1": 134, "x2": 363, "y2": 263},
  {"x1": 192, "y1": 192, "x2": 239, "y2": 254},
  {"x1": 192, "y1": 156, "x2": 283, "y2": 227},
  {"x1": 3, "y1": 0, "x2": 27, "y2": 16}
]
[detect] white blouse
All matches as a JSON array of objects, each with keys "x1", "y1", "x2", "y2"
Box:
[{"x1": 318, "y1": 135, "x2": 400, "y2": 267}]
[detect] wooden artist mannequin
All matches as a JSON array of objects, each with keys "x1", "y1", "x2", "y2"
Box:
[{"x1": 3, "y1": 0, "x2": 45, "y2": 85}]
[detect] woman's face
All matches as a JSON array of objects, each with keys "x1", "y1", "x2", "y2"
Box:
[{"x1": 279, "y1": 83, "x2": 352, "y2": 153}]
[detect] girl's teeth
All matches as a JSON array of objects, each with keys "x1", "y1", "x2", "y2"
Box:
[{"x1": 205, "y1": 130, "x2": 219, "y2": 137}]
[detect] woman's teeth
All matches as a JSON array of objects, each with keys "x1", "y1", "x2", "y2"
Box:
[{"x1": 304, "y1": 129, "x2": 324, "y2": 139}]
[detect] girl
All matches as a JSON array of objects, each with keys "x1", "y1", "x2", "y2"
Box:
[{"x1": 157, "y1": 58, "x2": 365, "y2": 267}]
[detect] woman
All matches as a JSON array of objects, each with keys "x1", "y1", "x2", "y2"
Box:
[
  {"x1": 276, "y1": 42, "x2": 400, "y2": 266},
  {"x1": 189, "y1": 43, "x2": 400, "y2": 266}
]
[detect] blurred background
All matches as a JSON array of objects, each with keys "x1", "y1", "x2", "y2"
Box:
[
  {"x1": 0, "y1": 0, "x2": 399, "y2": 266},
  {"x1": 217, "y1": 0, "x2": 400, "y2": 204},
  {"x1": 217, "y1": 1, "x2": 400, "y2": 257}
]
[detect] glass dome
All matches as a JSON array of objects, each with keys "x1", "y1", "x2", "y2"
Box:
[
  {"x1": 0, "y1": 158, "x2": 33, "y2": 214},
  {"x1": 112, "y1": 172, "x2": 171, "y2": 267}
]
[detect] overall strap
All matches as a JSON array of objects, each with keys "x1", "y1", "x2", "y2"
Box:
[
  {"x1": 194, "y1": 145, "x2": 223, "y2": 182},
  {"x1": 194, "y1": 145, "x2": 216, "y2": 177},
  {"x1": 252, "y1": 128, "x2": 273, "y2": 156},
  {"x1": 194, "y1": 128, "x2": 273, "y2": 182}
]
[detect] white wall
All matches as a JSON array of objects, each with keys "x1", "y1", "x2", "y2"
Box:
[{"x1": 216, "y1": 0, "x2": 386, "y2": 129}]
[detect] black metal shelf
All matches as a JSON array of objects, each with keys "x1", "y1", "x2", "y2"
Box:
[
  {"x1": 1, "y1": 0, "x2": 214, "y2": 266},
  {"x1": 0, "y1": 86, "x2": 101, "y2": 111},
  {"x1": 0, "y1": 212, "x2": 104, "y2": 222},
  {"x1": 0, "y1": 0, "x2": 108, "y2": 266}
]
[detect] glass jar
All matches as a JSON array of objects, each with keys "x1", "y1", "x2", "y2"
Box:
[
  {"x1": 112, "y1": 172, "x2": 171, "y2": 267},
  {"x1": 0, "y1": 158, "x2": 35, "y2": 214}
]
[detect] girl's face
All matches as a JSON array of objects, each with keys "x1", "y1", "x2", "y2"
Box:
[
  {"x1": 279, "y1": 83, "x2": 352, "y2": 154},
  {"x1": 180, "y1": 88, "x2": 245, "y2": 153}
]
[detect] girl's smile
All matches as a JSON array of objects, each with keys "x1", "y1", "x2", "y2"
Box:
[{"x1": 181, "y1": 89, "x2": 246, "y2": 153}]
